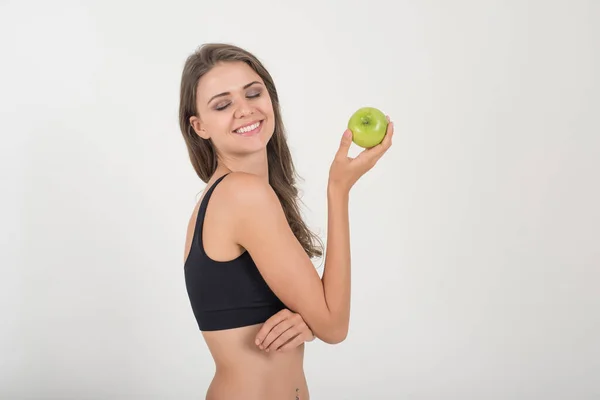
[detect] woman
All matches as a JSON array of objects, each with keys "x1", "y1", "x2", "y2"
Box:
[{"x1": 179, "y1": 43, "x2": 393, "y2": 400}]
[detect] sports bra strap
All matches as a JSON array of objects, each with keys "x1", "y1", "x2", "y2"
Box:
[{"x1": 196, "y1": 173, "x2": 231, "y2": 244}]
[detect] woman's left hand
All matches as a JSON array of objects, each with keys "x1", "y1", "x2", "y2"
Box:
[{"x1": 255, "y1": 308, "x2": 315, "y2": 352}]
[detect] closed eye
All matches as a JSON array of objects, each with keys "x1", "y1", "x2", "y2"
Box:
[{"x1": 215, "y1": 92, "x2": 262, "y2": 111}]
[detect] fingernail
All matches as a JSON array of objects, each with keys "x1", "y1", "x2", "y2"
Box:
[
  {"x1": 255, "y1": 340, "x2": 260, "y2": 345},
  {"x1": 344, "y1": 130, "x2": 351, "y2": 138}
]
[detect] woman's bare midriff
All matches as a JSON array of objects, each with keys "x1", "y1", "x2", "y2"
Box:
[{"x1": 202, "y1": 323, "x2": 309, "y2": 400}]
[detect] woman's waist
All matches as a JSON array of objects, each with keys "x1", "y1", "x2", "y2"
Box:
[
  {"x1": 203, "y1": 324, "x2": 306, "y2": 374},
  {"x1": 209, "y1": 374, "x2": 308, "y2": 400},
  {"x1": 202, "y1": 322, "x2": 309, "y2": 398},
  {"x1": 213, "y1": 342, "x2": 305, "y2": 375},
  {"x1": 209, "y1": 352, "x2": 308, "y2": 400}
]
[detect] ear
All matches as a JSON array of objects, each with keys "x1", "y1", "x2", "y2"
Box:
[{"x1": 189, "y1": 115, "x2": 210, "y2": 140}]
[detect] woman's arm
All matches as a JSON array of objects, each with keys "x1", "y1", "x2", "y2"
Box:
[{"x1": 231, "y1": 122, "x2": 393, "y2": 343}]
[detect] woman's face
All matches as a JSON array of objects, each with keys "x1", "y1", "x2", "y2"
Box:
[{"x1": 191, "y1": 61, "x2": 275, "y2": 157}]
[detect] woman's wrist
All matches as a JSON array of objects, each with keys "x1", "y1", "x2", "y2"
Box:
[{"x1": 327, "y1": 179, "x2": 350, "y2": 199}]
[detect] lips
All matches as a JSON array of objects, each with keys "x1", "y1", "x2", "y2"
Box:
[{"x1": 233, "y1": 120, "x2": 263, "y2": 136}]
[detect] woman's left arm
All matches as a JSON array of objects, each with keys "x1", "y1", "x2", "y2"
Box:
[{"x1": 255, "y1": 309, "x2": 316, "y2": 352}]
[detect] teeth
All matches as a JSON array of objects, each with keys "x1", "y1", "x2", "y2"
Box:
[{"x1": 235, "y1": 122, "x2": 260, "y2": 133}]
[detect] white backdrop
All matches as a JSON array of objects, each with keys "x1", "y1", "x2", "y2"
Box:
[{"x1": 1, "y1": 0, "x2": 599, "y2": 399}]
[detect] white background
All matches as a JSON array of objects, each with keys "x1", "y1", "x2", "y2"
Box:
[{"x1": 1, "y1": 0, "x2": 598, "y2": 399}]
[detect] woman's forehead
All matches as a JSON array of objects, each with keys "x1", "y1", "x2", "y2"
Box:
[{"x1": 197, "y1": 62, "x2": 262, "y2": 101}]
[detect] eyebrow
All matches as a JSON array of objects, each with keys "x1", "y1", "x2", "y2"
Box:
[{"x1": 207, "y1": 81, "x2": 262, "y2": 105}]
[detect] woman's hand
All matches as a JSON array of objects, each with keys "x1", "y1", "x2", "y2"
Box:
[
  {"x1": 254, "y1": 309, "x2": 316, "y2": 352},
  {"x1": 328, "y1": 116, "x2": 394, "y2": 192}
]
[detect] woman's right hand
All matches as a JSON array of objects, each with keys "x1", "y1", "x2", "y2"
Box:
[{"x1": 328, "y1": 116, "x2": 394, "y2": 192}]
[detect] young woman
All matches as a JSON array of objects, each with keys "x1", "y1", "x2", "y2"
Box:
[{"x1": 179, "y1": 43, "x2": 393, "y2": 400}]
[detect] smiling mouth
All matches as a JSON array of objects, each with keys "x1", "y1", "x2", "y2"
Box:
[{"x1": 233, "y1": 120, "x2": 263, "y2": 136}]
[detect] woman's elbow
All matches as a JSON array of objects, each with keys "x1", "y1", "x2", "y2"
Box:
[{"x1": 319, "y1": 326, "x2": 348, "y2": 344}]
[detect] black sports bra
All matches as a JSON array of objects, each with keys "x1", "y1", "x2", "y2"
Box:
[{"x1": 184, "y1": 173, "x2": 285, "y2": 331}]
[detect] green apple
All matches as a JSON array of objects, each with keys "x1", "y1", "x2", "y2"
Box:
[{"x1": 347, "y1": 107, "x2": 388, "y2": 148}]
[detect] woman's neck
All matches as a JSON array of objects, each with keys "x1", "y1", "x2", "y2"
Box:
[{"x1": 215, "y1": 149, "x2": 269, "y2": 183}]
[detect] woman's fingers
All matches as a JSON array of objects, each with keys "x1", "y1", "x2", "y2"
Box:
[
  {"x1": 335, "y1": 129, "x2": 353, "y2": 161},
  {"x1": 260, "y1": 318, "x2": 294, "y2": 350},
  {"x1": 265, "y1": 327, "x2": 301, "y2": 352},
  {"x1": 355, "y1": 119, "x2": 394, "y2": 167},
  {"x1": 276, "y1": 334, "x2": 307, "y2": 352},
  {"x1": 255, "y1": 309, "x2": 292, "y2": 347},
  {"x1": 255, "y1": 310, "x2": 314, "y2": 352}
]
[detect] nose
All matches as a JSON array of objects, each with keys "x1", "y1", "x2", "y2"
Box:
[{"x1": 233, "y1": 97, "x2": 254, "y2": 119}]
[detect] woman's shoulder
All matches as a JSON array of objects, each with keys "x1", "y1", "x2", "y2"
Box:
[
  {"x1": 207, "y1": 172, "x2": 283, "y2": 233},
  {"x1": 208, "y1": 171, "x2": 283, "y2": 242},
  {"x1": 215, "y1": 171, "x2": 277, "y2": 205}
]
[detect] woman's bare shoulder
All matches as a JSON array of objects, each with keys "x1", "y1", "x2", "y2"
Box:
[
  {"x1": 219, "y1": 171, "x2": 273, "y2": 195},
  {"x1": 213, "y1": 172, "x2": 279, "y2": 210}
]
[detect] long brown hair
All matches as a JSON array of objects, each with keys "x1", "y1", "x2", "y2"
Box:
[{"x1": 178, "y1": 43, "x2": 323, "y2": 259}]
